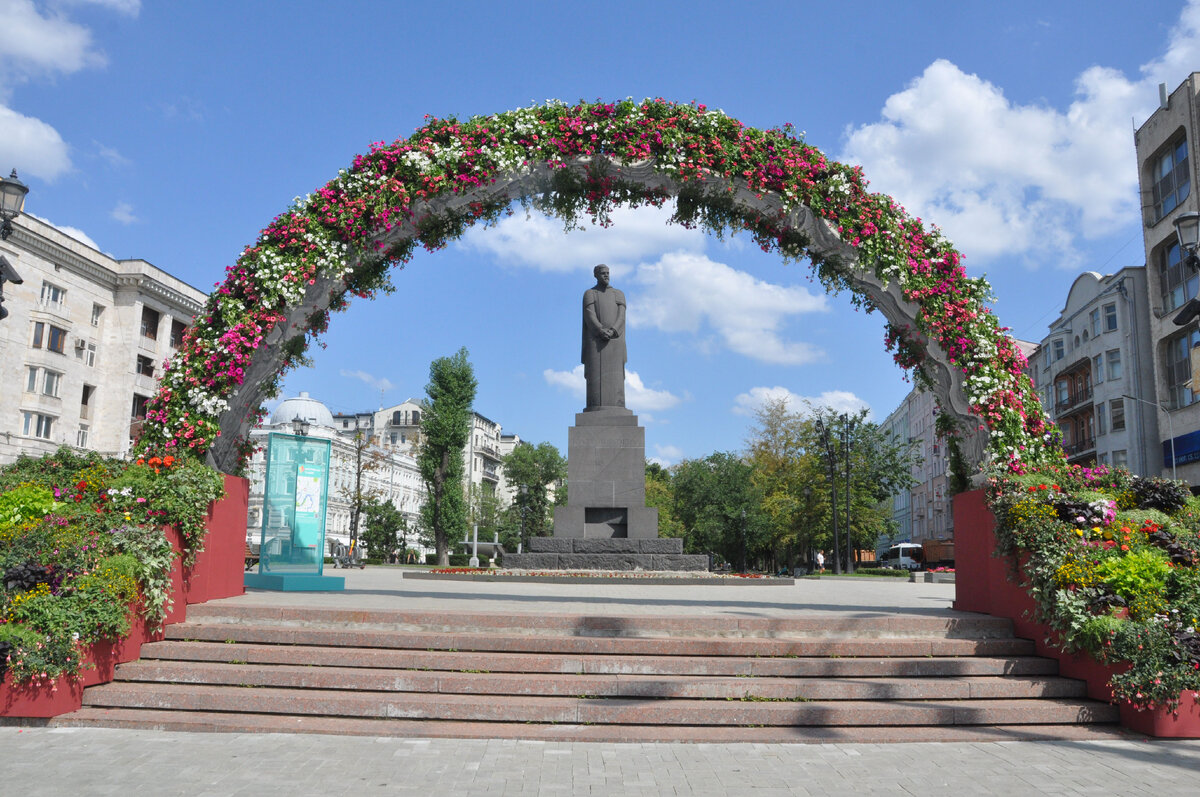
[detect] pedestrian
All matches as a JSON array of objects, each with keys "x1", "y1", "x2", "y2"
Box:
[{"x1": 816, "y1": 551, "x2": 825, "y2": 572}]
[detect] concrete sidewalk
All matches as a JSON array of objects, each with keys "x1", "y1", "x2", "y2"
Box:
[
  {"x1": 4, "y1": 572, "x2": 1198, "y2": 795},
  {"x1": 211, "y1": 566, "x2": 960, "y2": 617}
]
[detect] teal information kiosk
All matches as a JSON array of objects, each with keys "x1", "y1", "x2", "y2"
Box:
[{"x1": 244, "y1": 432, "x2": 345, "y2": 591}]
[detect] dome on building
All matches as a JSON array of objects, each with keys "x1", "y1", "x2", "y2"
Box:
[{"x1": 270, "y1": 391, "x2": 335, "y2": 429}]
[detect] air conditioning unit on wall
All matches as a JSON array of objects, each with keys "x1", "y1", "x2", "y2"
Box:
[{"x1": 74, "y1": 337, "x2": 87, "y2": 350}]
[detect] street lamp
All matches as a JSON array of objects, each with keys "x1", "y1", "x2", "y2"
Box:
[
  {"x1": 291, "y1": 415, "x2": 310, "y2": 437},
  {"x1": 841, "y1": 413, "x2": 858, "y2": 575},
  {"x1": 1123, "y1": 394, "x2": 1176, "y2": 480},
  {"x1": 814, "y1": 417, "x2": 841, "y2": 574},
  {"x1": 1171, "y1": 211, "x2": 1200, "y2": 326},
  {"x1": 0, "y1": 169, "x2": 29, "y2": 241}
]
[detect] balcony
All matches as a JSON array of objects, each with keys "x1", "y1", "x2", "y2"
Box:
[
  {"x1": 1064, "y1": 437, "x2": 1096, "y2": 458},
  {"x1": 1055, "y1": 385, "x2": 1093, "y2": 414}
]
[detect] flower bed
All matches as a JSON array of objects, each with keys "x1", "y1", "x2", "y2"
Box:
[
  {"x1": 1, "y1": 449, "x2": 244, "y2": 718},
  {"x1": 956, "y1": 477, "x2": 1200, "y2": 738}
]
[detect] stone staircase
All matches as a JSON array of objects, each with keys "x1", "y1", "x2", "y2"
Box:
[{"x1": 50, "y1": 605, "x2": 1123, "y2": 743}]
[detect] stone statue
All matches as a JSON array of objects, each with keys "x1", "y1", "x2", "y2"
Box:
[{"x1": 581, "y1": 264, "x2": 626, "y2": 409}]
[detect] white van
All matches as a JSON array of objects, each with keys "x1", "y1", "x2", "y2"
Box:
[{"x1": 878, "y1": 543, "x2": 924, "y2": 571}]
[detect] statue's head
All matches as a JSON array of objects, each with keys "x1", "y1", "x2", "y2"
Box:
[{"x1": 593, "y1": 264, "x2": 610, "y2": 286}]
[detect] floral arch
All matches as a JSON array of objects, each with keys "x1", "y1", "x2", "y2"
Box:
[{"x1": 138, "y1": 99, "x2": 1052, "y2": 477}]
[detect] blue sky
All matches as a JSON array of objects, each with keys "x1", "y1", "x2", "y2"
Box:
[{"x1": 2, "y1": 0, "x2": 1198, "y2": 464}]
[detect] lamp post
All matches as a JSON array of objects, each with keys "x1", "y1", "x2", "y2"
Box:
[
  {"x1": 814, "y1": 417, "x2": 841, "y2": 574},
  {"x1": 841, "y1": 413, "x2": 858, "y2": 575},
  {"x1": 1122, "y1": 394, "x2": 1176, "y2": 480},
  {"x1": 291, "y1": 415, "x2": 311, "y2": 437},
  {"x1": 739, "y1": 509, "x2": 747, "y2": 574},
  {"x1": 0, "y1": 169, "x2": 29, "y2": 241}
]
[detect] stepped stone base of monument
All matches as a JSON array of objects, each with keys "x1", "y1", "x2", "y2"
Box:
[{"x1": 504, "y1": 537, "x2": 708, "y2": 571}]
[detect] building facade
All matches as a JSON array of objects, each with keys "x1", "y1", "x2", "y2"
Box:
[
  {"x1": 1135, "y1": 73, "x2": 1200, "y2": 482},
  {"x1": 0, "y1": 213, "x2": 205, "y2": 465},
  {"x1": 1025, "y1": 268, "x2": 1160, "y2": 475},
  {"x1": 879, "y1": 388, "x2": 951, "y2": 550}
]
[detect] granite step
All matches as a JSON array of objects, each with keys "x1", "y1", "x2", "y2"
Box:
[
  {"x1": 54, "y1": 707, "x2": 1131, "y2": 744},
  {"x1": 181, "y1": 604, "x2": 1016, "y2": 639},
  {"x1": 79, "y1": 682, "x2": 1118, "y2": 727},
  {"x1": 138, "y1": 640, "x2": 1063, "y2": 677},
  {"x1": 111, "y1": 660, "x2": 1088, "y2": 701},
  {"x1": 164, "y1": 622, "x2": 1038, "y2": 657}
]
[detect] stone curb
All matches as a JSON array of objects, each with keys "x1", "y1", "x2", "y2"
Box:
[{"x1": 403, "y1": 571, "x2": 795, "y2": 585}]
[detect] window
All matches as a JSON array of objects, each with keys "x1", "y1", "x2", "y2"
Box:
[
  {"x1": 1165, "y1": 328, "x2": 1200, "y2": 408},
  {"x1": 32, "y1": 321, "x2": 44, "y2": 348},
  {"x1": 1151, "y1": 137, "x2": 1190, "y2": 222},
  {"x1": 40, "y1": 281, "x2": 66, "y2": 309},
  {"x1": 91, "y1": 304, "x2": 104, "y2": 326},
  {"x1": 1097, "y1": 403, "x2": 1106, "y2": 435},
  {"x1": 25, "y1": 367, "x2": 62, "y2": 397},
  {"x1": 136, "y1": 355, "x2": 155, "y2": 377},
  {"x1": 1103, "y1": 303, "x2": 1117, "y2": 332},
  {"x1": 1110, "y1": 398, "x2": 1126, "y2": 432},
  {"x1": 34, "y1": 323, "x2": 68, "y2": 353},
  {"x1": 1090, "y1": 309, "x2": 1101, "y2": 337},
  {"x1": 131, "y1": 394, "x2": 150, "y2": 420},
  {"x1": 1098, "y1": 452, "x2": 1109, "y2": 466},
  {"x1": 83, "y1": 343, "x2": 96, "y2": 368},
  {"x1": 42, "y1": 370, "x2": 61, "y2": 398},
  {"x1": 140, "y1": 307, "x2": 160, "y2": 340},
  {"x1": 22, "y1": 412, "x2": 54, "y2": 440},
  {"x1": 1053, "y1": 339, "x2": 1065, "y2": 361},
  {"x1": 170, "y1": 319, "x2": 187, "y2": 348},
  {"x1": 1113, "y1": 449, "x2": 1129, "y2": 469},
  {"x1": 1158, "y1": 240, "x2": 1198, "y2": 312},
  {"x1": 76, "y1": 425, "x2": 89, "y2": 448},
  {"x1": 1056, "y1": 380, "x2": 1069, "y2": 407},
  {"x1": 1093, "y1": 354, "x2": 1104, "y2": 384},
  {"x1": 1106, "y1": 349, "x2": 1122, "y2": 381}
]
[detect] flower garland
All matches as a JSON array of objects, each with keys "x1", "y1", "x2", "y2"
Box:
[{"x1": 136, "y1": 98, "x2": 1052, "y2": 474}]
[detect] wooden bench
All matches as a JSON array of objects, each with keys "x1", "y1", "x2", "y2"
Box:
[{"x1": 244, "y1": 544, "x2": 260, "y2": 571}]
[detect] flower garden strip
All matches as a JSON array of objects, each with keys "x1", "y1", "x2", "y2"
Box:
[{"x1": 1, "y1": 449, "x2": 243, "y2": 715}]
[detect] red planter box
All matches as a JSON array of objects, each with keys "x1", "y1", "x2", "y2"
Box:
[
  {"x1": 953, "y1": 487, "x2": 1200, "y2": 738},
  {"x1": 1, "y1": 475, "x2": 248, "y2": 718}
]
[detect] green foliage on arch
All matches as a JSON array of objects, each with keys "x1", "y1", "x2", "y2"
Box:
[{"x1": 137, "y1": 98, "x2": 1054, "y2": 474}]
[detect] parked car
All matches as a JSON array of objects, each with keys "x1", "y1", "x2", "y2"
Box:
[{"x1": 878, "y1": 543, "x2": 924, "y2": 571}]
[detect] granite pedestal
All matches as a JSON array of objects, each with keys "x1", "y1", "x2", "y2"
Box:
[{"x1": 504, "y1": 407, "x2": 704, "y2": 571}]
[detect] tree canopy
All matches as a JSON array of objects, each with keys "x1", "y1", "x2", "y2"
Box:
[
  {"x1": 416, "y1": 347, "x2": 477, "y2": 565},
  {"x1": 501, "y1": 441, "x2": 566, "y2": 546}
]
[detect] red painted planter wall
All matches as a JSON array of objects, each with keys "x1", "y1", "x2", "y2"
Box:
[
  {"x1": 953, "y1": 488, "x2": 1199, "y2": 737},
  {"x1": 1, "y1": 475, "x2": 248, "y2": 718}
]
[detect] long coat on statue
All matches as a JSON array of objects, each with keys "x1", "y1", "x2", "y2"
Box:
[{"x1": 581, "y1": 286, "x2": 626, "y2": 409}]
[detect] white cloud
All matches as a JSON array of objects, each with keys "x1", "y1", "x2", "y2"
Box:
[
  {"x1": 632, "y1": 251, "x2": 827, "y2": 365},
  {"x1": 839, "y1": 2, "x2": 1200, "y2": 268},
  {"x1": 110, "y1": 201, "x2": 137, "y2": 225},
  {"x1": 0, "y1": 0, "x2": 106, "y2": 91},
  {"x1": 0, "y1": 104, "x2": 70, "y2": 180},
  {"x1": 733, "y1": 386, "x2": 871, "y2": 419},
  {"x1": 460, "y1": 203, "x2": 704, "y2": 274},
  {"x1": 29, "y1": 213, "x2": 100, "y2": 250},
  {"x1": 648, "y1": 443, "x2": 684, "y2": 468},
  {"x1": 339, "y1": 369, "x2": 395, "y2": 394},
  {"x1": 542, "y1": 364, "x2": 681, "y2": 413}
]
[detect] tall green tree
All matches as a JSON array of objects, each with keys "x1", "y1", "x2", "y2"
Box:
[
  {"x1": 671, "y1": 452, "x2": 764, "y2": 570},
  {"x1": 360, "y1": 498, "x2": 408, "y2": 562},
  {"x1": 645, "y1": 461, "x2": 683, "y2": 538},
  {"x1": 501, "y1": 441, "x2": 566, "y2": 547},
  {"x1": 417, "y1": 347, "x2": 477, "y2": 565},
  {"x1": 337, "y1": 429, "x2": 386, "y2": 549}
]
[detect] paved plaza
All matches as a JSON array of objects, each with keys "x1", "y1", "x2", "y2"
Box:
[{"x1": 3, "y1": 569, "x2": 1199, "y2": 796}]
